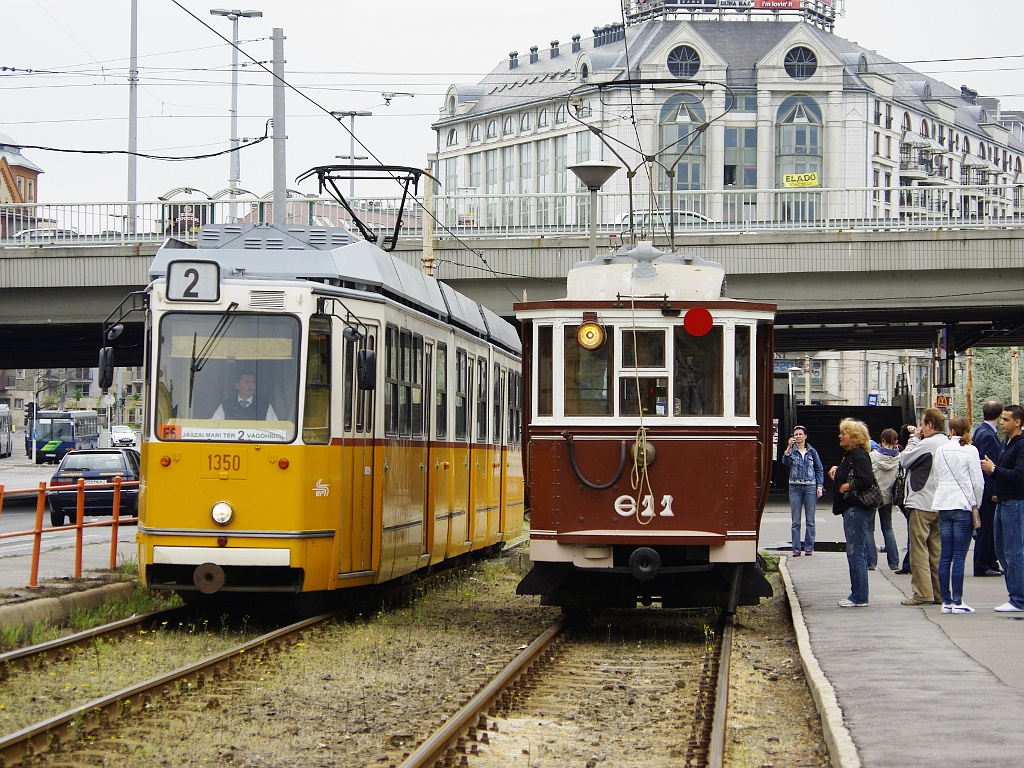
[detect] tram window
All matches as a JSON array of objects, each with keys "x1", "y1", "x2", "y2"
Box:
[
  {"x1": 537, "y1": 326, "x2": 553, "y2": 417},
  {"x1": 436, "y1": 343, "x2": 448, "y2": 440},
  {"x1": 423, "y1": 343, "x2": 432, "y2": 439},
  {"x1": 507, "y1": 371, "x2": 522, "y2": 445},
  {"x1": 735, "y1": 325, "x2": 751, "y2": 417},
  {"x1": 302, "y1": 316, "x2": 331, "y2": 444},
  {"x1": 399, "y1": 330, "x2": 412, "y2": 437},
  {"x1": 620, "y1": 377, "x2": 669, "y2": 417},
  {"x1": 455, "y1": 348, "x2": 469, "y2": 441},
  {"x1": 412, "y1": 335, "x2": 424, "y2": 437},
  {"x1": 476, "y1": 358, "x2": 489, "y2": 442},
  {"x1": 384, "y1": 325, "x2": 399, "y2": 436},
  {"x1": 493, "y1": 362, "x2": 503, "y2": 445},
  {"x1": 564, "y1": 325, "x2": 614, "y2": 416},
  {"x1": 156, "y1": 312, "x2": 300, "y2": 442},
  {"x1": 357, "y1": 333, "x2": 375, "y2": 433},
  {"x1": 673, "y1": 325, "x2": 723, "y2": 416},
  {"x1": 343, "y1": 336, "x2": 355, "y2": 431},
  {"x1": 622, "y1": 329, "x2": 665, "y2": 368}
]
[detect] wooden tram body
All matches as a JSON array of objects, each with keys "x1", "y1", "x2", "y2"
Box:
[
  {"x1": 124, "y1": 223, "x2": 523, "y2": 598},
  {"x1": 515, "y1": 243, "x2": 776, "y2": 611}
]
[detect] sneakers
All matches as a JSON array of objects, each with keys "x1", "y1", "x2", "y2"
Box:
[
  {"x1": 941, "y1": 604, "x2": 953, "y2": 614},
  {"x1": 838, "y1": 599, "x2": 869, "y2": 608},
  {"x1": 995, "y1": 602, "x2": 1024, "y2": 612},
  {"x1": 805, "y1": 551, "x2": 813, "y2": 556},
  {"x1": 901, "y1": 597, "x2": 931, "y2": 606},
  {"x1": 792, "y1": 551, "x2": 801, "y2": 557},
  {"x1": 952, "y1": 603, "x2": 976, "y2": 614}
]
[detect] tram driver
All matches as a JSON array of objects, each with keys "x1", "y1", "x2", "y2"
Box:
[{"x1": 211, "y1": 371, "x2": 278, "y2": 421}]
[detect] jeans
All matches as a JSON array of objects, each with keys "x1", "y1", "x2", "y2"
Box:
[
  {"x1": 994, "y1": 498, "x2": 1024, "y2": 609},
  {"x1": 938, "y1": 509, "x2": 973, "y2": 605},
  {"x1": 789, "y1": 484, "x2": 817, "y2": 553},
  {"x1": 868, "y1": 503, "x2": 901, "y2": 570},
  {"x1": 843, "y1": 505, "x2": 872, "y2": 604}
]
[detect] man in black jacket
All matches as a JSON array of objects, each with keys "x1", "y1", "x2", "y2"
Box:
[
  {"x1": 981, "y1": 404, "x2": 1024, "y2": 612},
  {"x1": 972, "y1": 399, "x2": 1004, "y2": 577}
]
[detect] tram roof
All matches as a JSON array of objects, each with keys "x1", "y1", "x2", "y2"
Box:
[{"x1": 149, "y1": 224, "x2": 521, "y2": 354}]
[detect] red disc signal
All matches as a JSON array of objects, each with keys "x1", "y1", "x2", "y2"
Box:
[{"x1": 683, "y1": 307, "x2": 713, "y2": 336}]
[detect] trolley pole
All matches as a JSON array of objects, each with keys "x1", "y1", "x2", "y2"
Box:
[{"x1": 422, "y1": 162, "x2": 435, "y2": 275}]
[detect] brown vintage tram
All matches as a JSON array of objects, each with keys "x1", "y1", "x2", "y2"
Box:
[{"x1": 515, "y1": 242, "x2": 776, "y2": 612}]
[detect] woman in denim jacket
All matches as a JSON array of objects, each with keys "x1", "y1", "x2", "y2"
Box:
[{"x1": 782, "y1": 425, "x2": 825, "y2": 556}]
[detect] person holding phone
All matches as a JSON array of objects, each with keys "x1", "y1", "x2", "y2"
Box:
[{"x1": 782, "y1": 425, "x2": 824, "y2": 557}]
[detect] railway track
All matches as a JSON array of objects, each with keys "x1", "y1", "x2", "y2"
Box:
[
  {"x1": 0, "y1": 610, "x2": 336, "y2": 767},
  {"x1": 401, "y1": 610, "x2": 735, "y2": 768}
]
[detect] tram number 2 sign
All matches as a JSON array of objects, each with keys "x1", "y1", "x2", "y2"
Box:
[
  {"x1": 166, "y1": 259, "x2": 221, "y2": 302},
  {"x1": 614, "y1": 495, "x2": 675, "y2": 517}
]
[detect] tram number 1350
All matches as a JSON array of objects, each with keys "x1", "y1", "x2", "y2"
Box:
[{"x1": 614, "y1": 495, "x2": 675, "y2": 517}]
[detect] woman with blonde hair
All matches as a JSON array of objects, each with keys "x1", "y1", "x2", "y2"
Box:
[
  {"x1": 933, "y1": 416, "x2": 985, "y2": 613},
  {"x1": 829, "y1": 419, "x2": 880, "y2": 607}
]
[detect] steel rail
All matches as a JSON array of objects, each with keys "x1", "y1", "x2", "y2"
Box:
[
  {"x1": 0, "y1": 610, "x2": 338, "y2": 767},
  {"x1": 707, "y1": 615, "x2": 734, "y2": 768},
  {"x1": 0, "y1": 606, "x2": 190, "y2": 673},
  {"x1": 399, "y1": 618, "x2": 564, "y2": 768}
]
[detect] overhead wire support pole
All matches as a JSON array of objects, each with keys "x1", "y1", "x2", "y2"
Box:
[{"x1": 272, "y1": 27, "x2": 286, "y2": 225}]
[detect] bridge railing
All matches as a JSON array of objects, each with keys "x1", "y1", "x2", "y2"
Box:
[{"x1": 2, "y1": 184, "x2": 1022, "y2": 245}]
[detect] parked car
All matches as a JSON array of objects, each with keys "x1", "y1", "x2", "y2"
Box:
[
  {"x1": 12, "y1": 227, "x2": 81, "y2": 243},
  {"x1": 109, "y1": 424, "x2": 137, "y2": 447},
  {"x1": 619, "y1": 210, "x2": 714, "y2": 239},
  {"x1": 46, "y1": 448, "x2": 141, "y2": 527}
]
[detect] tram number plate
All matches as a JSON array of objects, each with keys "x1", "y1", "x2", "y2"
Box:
[{"x1": 200, "y1": 449, "x2": 248, "y2": 479}]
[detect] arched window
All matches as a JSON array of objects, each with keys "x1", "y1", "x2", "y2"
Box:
[
  {"x1": 776, "y1": 95, "x2": 823, "y2": 219},
  {"x1": 784, "y1": 46, "x2": 818, "y2": 80},
  {"x1": 503, "y1": 116, "x2": 515, "y2": 135},
  {"x1": 580, "y1": 62, "x2": 589, "y2": 82},
  {"x1": 902, "y1": 113, "x2": 912, "y2": 131},
  {"x1": 521, "y1": 113, "x2": 532, "y2": 131},
  {"x1": 979, "y1": 141, "x2": 986, "y2": 159},
  {"x1": 659, "y1": 93, "x2": 707, "y2": 192},
  {"x1": 1016, "y1": 157, "x2": 1021, "y2": 174},
  {"x1": 471, "y1": 124, "x2": 481, "y2": 143},
  {"x1": 857, "y1": 55, "x2": 869, "y2": 74},
  {"x1": 920, "y1": 120, "x2": 929, "y2": 138},
  {"x1": 486, "y1": 120, "x2": 497, "y2": 139},
  {"x1": 555, "y1": 105, "x2": 567, "y2": 124},
  {"x1": 963, "y1": 137, "x2": 971, "y2": 155},
  {"x1": 538, "y1": 108, "x2": 550, "y2": 128},
  {"x1": 446, "y1": 129, "x2": 458, "y2": 147},
  {"x1": 576, "y1": 99, "x2": 592, "y2": 118},
  {"x1": 447, "y1": 96, "x2": 456, "y2": 116}
]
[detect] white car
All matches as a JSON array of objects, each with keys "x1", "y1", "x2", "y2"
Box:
[{"x1": 110, "y1": 425, "x2": 136, "y2": 447}]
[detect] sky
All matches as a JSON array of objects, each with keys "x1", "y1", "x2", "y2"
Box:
[{"x1": 3, "y1": 0, "x2": 1024, "y2": 204}]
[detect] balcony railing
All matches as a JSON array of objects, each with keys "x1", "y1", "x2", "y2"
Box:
[{"x1": 2, "y1": 183, "x2": 1024, "y2": 248}]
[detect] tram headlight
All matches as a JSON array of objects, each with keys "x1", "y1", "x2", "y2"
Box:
[
  {"x1": 577, "y1": 321, "x2": 606, "y2": 351},
  {"x1": 211, "y1": 501, "x2": 234, "y2": 526}
]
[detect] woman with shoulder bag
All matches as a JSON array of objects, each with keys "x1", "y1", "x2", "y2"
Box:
[
  {"x1": 932, "y1": 417, "x2": 985, "y2": 613},
  {"x1": 829, "y1": 419, "x2": 880, "y2": 608}
]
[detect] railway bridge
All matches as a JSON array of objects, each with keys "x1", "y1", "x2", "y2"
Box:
[{"x1": 3, "y1": 194, "x2": 1024, "y2": 367}]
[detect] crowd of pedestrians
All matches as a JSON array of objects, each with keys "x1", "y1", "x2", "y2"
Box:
[{"x1": 786, "y1": 400, "x2": 1024, "y2": 613}]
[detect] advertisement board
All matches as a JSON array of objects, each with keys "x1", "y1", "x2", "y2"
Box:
[
  {"x1": 754, "y1": 0, "x2": 802, "y2": 9},
  {"x1": 783, "y1": 172, "x2": 819, "y2": 188}
]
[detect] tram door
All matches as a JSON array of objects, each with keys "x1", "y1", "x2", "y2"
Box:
[
  {"x1": 339, "y1": 329, "x2": 376, "y2": 576},
  {"x1": 489, "y1": 362, "x2": 505, "y2": 545},
  {"x1": 449, "y1": 348, "x2": 472, "y2": 556}
]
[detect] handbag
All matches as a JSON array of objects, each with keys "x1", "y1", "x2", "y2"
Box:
[
  {"x1": 850, "y1": 481, "x2": 884, "y2": 509},
  {"x1": 891, "y1": 466, "x2": 907, "y2": 508}
]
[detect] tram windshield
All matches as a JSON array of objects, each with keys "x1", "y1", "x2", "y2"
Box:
[{"x1": 155, "y1": 312, "x2": 300, "y2": 442}]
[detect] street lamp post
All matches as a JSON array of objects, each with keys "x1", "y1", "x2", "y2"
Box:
[
  {"x1": 210, "y1": 8, "x2": 263, "y2": 222},
  {"x1": 330, "y1": 111, "x2": 372, "y2": 198},
  {"x1": 568, "y1": 162, "x2": 620, "y2": 259}
]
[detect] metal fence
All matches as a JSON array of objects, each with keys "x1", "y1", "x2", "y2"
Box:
[{"x1": 2, "y1": 184, "x2": 1023, "y2": 246}]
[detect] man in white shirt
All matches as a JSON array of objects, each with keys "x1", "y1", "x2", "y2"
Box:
[{"x1": 211, "y1": 371, "x2": 278, "y2": 421}]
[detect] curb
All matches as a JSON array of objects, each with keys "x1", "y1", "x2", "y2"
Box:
[
  {"x1": 779, "y1": 557, "x2": 861, "y2": 768},
  {"x1": 0, "y1": 581, "x2": 136, "y2": 631}
]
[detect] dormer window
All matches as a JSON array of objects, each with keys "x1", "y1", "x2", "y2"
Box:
[
  {"x1": 521, "y1": 113, "x2": 532, "y2": 131},
  {"x1": 446, "y1": 95, "x2": 456, "y2": 116},
  {"x1": 580, "y1": 62, "x2": 589, "y2": 82},
  {"x1": 486, "y1": 120, "x2": 497, "y2": 139},
  {"x1": 667, "y1": 45, "x2": 701, "y2": 79},
  {"x1": 555, "y1": 105, "x2": 567, "y2": 124},
  {"x1": 446, "y1": 129, "x2": 458, "y2": 147},
  {"x1": 538, "y1": 108, "x2": 550, "y2": 128},
  {"x1": 503, "y1": 116, "x2": 515, "y2": 135},
  {"x1": 471, "y1": 124, "x2": 481, "y2": 142}
]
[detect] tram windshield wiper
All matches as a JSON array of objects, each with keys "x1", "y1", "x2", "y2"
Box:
[{"x1": 187, "y1": 301, "x2": 239, "y2": 409}]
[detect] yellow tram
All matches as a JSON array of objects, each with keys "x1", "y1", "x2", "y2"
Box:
[{"x1": 105, "y1": 221, "x2": 523, "y2": 598}]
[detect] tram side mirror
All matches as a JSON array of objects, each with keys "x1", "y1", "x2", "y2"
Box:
[
  {"x1": 98, "y1": 347, "x2": 115, "y2": 389},
  {"x1": 356, "y1": 348, "x2": 376, "y2": 391}
]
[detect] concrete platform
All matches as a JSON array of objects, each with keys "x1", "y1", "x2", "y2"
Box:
[{"x1": 764, "y1": 496, "x2": 1024, "y2": 767}]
